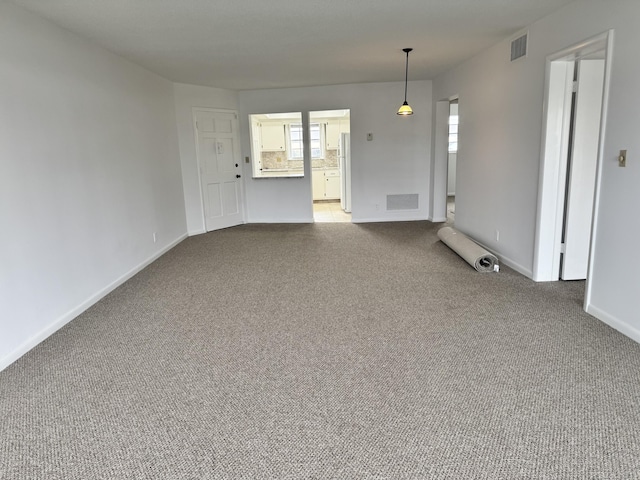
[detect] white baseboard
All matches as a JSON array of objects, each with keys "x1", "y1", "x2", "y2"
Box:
[
  {"x1": 497, "y1": 254, "x2": 533, "y2": 279},
  {"x1": 429, "y1": 216, "x2": 448, "y2": 223},
  {"x1": 352, "y1": 216, "x2": 429, "y2": 224},
  {"x1": 247, "y1": 218, "x2": 314, "y2": 223},
  {"x1": 188, "y1": 229, "x2": 206, "y2": 236},
  {"x1": 586, "y1": 304, "x2": 640, "y2": 345},
  {"x1": 468, "y1": 237, "x2": 533, "y2": 279},
  {"x1": 0, "y1": 233, "x2": 188, "y2": 372}
]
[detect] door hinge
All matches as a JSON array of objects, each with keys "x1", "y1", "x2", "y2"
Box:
[
  {"x1": 560, "y1": 243, "x2": 566, "y2": 254},
  {"x1": 572, "y1": 81, "x2": 578, "y2": 93},
  {"x1": 195, "y1": 121, "x2": 199, "y2": 130}
]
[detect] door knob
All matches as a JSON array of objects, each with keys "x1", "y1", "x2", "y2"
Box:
[
  {"x1": 235, "y1": 163, "x2": 239, "y2": 167},
  {"x1": 236, "y1": 174, "x2": 241, "y2": 178}
]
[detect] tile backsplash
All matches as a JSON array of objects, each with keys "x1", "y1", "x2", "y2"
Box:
[{"x1": 261, "y1": 150, "x2": 338, "y2": 170}]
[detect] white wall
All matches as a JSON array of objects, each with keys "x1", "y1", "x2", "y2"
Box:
[
  {"x1": 238, "y1": 81, "x2": 432, "y2": 223},
  {"x1": 173, "y1": 83, "x2": 239, "y2": 234},
  {"x1": 0, "y1": 2, "x2": 186, "y2": 370},
  {"x1": 432, "y1": 0, "x2": 640, "y2": 339}
]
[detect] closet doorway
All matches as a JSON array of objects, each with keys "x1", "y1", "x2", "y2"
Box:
[{"x1": 534, "y1": 31, "x2": 612, "y2": 290}]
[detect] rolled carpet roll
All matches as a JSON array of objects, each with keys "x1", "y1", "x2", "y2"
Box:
[{"x1": 437, "y1": 226, "x2": 499, "y2": 273}]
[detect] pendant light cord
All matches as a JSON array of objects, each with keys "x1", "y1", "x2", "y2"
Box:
[
  {"x1": 404, "y1": 50, "x2": 409, "y2": 102},
  {"x1": 397, "y1": 48, "x2": 413, "y2": 115}
]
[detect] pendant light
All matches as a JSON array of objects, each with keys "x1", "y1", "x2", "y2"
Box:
[{"x1": 397, "y1": 48, "x2": 414, "y2": 116}]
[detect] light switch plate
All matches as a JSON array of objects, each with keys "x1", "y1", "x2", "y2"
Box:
[{"x1": 367, "y1": 133, "x2": 373, "y2": 141}]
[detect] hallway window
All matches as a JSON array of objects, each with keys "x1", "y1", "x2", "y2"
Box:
[{"x1": 448, "y1": 114, "x2": 458, "y2": 153}]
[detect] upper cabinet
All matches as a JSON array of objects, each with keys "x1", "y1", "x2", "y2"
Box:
[
  {"x1": 325, "y1": 120, "x2": 340, "y2": 150},
  {"x1": 260, "y1": 123, "x2": 286, "y2": 151},
  {"x1": 325, "y1": 119, "x2": 350, "y2": 150}
]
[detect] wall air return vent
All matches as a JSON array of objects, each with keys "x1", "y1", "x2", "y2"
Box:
[
  {"x1": 510, "y1": 33, "x2": 528, "y2": 62},
  {"x1": 386, "y1": 194, "x2": 419, "y2": 210}
]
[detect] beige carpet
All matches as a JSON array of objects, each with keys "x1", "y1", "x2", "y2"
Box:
[{"x1": 2, "y1": 221, "x2": 640, "y2": 479}]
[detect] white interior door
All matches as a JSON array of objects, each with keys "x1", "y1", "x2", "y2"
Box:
[
  {"x1": 194, "y1": 109, "x2": 244, "y2": 231},
  {"x1": 561, "y1": 59, "x2": 605, "y2": 280}
]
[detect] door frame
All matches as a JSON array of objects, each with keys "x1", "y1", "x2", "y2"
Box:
[
  {"x1": 533, "y1": 30, "x2": 613, "y2": 299},
  {"x1": 429, "y1": 99, "x2": 452, "y2": 222},
  {"x1": 308, "y1": 109, "x2": 352, "y2": 220},
  {"x1": 192, "y1": 107, "x2": 246, "y2": 231}
]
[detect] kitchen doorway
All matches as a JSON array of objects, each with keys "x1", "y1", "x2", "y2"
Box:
[{"x1": 309, "y1": 109, "x2": 351, "y2": 223}]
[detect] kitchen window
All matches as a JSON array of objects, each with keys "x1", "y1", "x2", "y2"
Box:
[{"x1": 288, "y1": 123, "x2": 323, "y2": 160}]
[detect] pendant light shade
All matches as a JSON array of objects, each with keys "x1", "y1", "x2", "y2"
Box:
[
  {"x1": 397, "y1": 101, "x2": 413, "y2": 115},
  {"x1": 397, "y1": 48, "x2": 413, "y2": 116}
]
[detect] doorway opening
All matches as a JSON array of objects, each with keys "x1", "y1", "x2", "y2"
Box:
[
  {"x1": 447, "y1": 100, "x2": 459, "y2": 223},
  {"x1": 309, "y1": 109, "x2": 351, "y2": 223},
  {"x1": 248, "y1": 112, "x2": 303, "y2": 178},
  {"x1": 533, "y1": 31, "x2": 613, "y2": 299}
]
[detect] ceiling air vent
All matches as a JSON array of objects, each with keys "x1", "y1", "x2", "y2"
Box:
[{"x1": 510, "y1": 33, "x2": 528, "y2": 62}]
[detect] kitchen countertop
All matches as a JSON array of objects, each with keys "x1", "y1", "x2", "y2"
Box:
[{"x1": 255, "y1": 167, "x2": 339, "y2": 178}]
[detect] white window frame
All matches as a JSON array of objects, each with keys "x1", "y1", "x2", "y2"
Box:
[
  {"x1": 448, "y1": 114, "x2": 459, "y2": 153},
  {"x1": 287, "y1": 122, "x2": 324, "y2": 160}
]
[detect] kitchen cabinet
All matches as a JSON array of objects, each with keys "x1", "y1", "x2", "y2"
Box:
[
  {"x1": 325, "y1": 120, "x2": 350, "y2": 150},
  {"x1": 313, "y1": 169, "x2": 340, "y2": 200},
  {"x1": 324, "y1": 169, "x2": 341, "y2": 199},
  {"x1": 326, "y1": 121, "x2": 340, "y2": 150},
  {"x1": 261, "y1": 123, "x2": 286, "y2": 151},
  {"x1": 312, "y1": 170, "x2": 325, "y2": 200}
]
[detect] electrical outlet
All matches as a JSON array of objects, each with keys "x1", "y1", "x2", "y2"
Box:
[{"x1": 367, "y1": 133, "x2": 373, "y2": 141}]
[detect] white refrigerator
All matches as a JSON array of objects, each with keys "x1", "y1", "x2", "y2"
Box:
[{"x1": 339, "y1": 133, "x2": 351, "y2": 212}]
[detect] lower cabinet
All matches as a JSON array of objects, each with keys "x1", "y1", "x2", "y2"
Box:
[
  {"x1": 324, "y1": 170, "x2": 340, "y2": 199},
  {"x1": 312, "y1": 169, "x2": 340, "y2": 200}
]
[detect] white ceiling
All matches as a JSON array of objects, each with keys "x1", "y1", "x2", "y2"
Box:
[{"x1": 10, "y1": 0, "x2": 576, "y2": 90}]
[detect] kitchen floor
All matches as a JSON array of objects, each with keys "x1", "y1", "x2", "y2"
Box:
[{"x1": 313, "y1": 201, "x2": 351, "y2": 223}]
